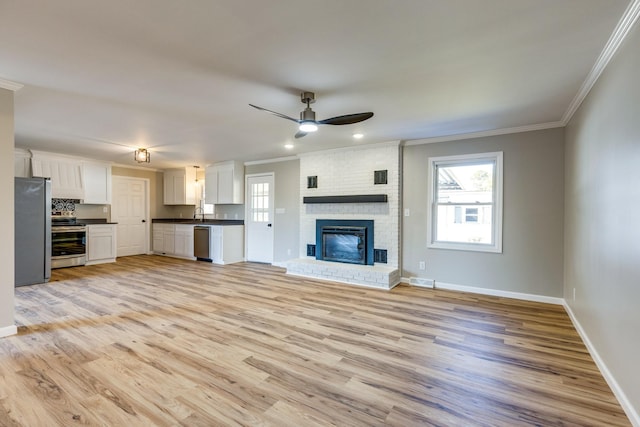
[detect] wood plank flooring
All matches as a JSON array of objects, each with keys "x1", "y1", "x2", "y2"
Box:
[{"x1": 0, "y1": 255, "x2": 630, "y2": 426}]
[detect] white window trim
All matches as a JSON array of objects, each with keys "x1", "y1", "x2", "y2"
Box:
[{"x1": 427, "y1": 151, "x2": 503, "y2": 253}]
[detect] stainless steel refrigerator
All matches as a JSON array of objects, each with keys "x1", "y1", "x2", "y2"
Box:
[{"x1": 15, "y1": 177, "x2": 52, "y2": 286}]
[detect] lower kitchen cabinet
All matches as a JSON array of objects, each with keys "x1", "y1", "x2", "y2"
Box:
[
  {"x1": 174, "y1": 224, "x2": 194, "y2": 258},
  {"x1": 86, "y1": 224, "x2": 117, "y2": 265},
  {"x1": 152, "y1": 223, "x2": 242, "y2": 263},
  {"x1": 152, "y1": 223, "x2": 195, "y2": 259},
  {"x1": 210, "y1": 225, "x2": 243, "y2": 265}
]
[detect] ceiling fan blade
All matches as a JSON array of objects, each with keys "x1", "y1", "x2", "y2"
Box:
[
  {"x1": 294, "y1": 130, "x2": 308, "y2": 139},
  {"x1": 249, "y1": 104, "x2": 299, "y2": 123},
  {"x1": 318, "y1": 112, "x2": 374, "y2": 126}
]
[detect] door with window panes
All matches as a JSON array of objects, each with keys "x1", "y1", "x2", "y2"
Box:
[{"x1": 246, "y1": 174, "x2": 274, "y2": 263}]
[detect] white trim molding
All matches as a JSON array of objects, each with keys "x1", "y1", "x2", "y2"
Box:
[
  {"x1": 405, "y1": 122, "x2": 564, "y2": 146},
  {"x1": 404, "y1": 0, "x2": 640, "y2": 148},
  {"x1": 112, "y1": 162, "x2": 160, "y2": 172},
  {"x1": 561, "y1": 0, "x2": 640, "y2": 124},
  {"x1": 297, "y1": 140, "x2": 401, "y2": 158},
  {"x1": 0, "y1": 325, "x2": 18, "y2": 338},
  {"x1": 0, "y1": 78, "x2": 23, "y2": 91},
  {"x1": 244, "y1": 156, "x2": 298, "y2": 166},
  {"x1": 563, "y1": 303, "x2": 640, "y2": 427},
  {"x1": 402, "y1": 278, "x2": 565, "y2": 305}
]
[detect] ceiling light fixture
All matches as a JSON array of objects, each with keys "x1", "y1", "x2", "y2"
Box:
[
  {"x1": 284, "y1": 143, "x2": 294, "y2": 150},
  {"x1": 134, "y1": 148, "x2": 150, "y2": 163},
  {"x1": 194, "y1": 165, "x2": 200, "y2": 185},
  {"x1": 299, "y1": 121, "x2": 318, "y2": 133},
  {"x1": 353, "y1": 133, "x2": 364, "y2": 139}
]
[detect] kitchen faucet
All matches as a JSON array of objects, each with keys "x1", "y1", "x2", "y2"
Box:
[{"x1": 193, "y1": 207, "x2": 205, "y2": 221}]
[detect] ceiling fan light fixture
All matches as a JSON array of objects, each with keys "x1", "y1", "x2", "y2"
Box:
[
  {"x1": 250, "y1": 91, "x2": 373, "y2": 139},
  {"x1": 134, "y1": 148, "x2": 150, "y2": 163},
  {"x1": 299, "y1": 121, "x2": 318, "y2": 133}
]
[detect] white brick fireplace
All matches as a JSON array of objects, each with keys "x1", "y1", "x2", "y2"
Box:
[{"x1": 286, "y1": 141, "x2": 401, "y2": 289}]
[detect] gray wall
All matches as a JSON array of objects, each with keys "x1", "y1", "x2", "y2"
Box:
[
  {"x1": 564, "y1": 20, "x2": 640, "y2": 418},
  {"x1": 0, "y1": 88, "x2": 15, "y2": 333},
  {"x1": 245, "y1": 159, "x2": 300, "y2": 264},
  {"x1": 403, "y1": 128, "x2": 565, "y2": 297}
]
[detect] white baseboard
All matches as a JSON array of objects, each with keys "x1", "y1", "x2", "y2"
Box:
[
  {"x1": 0, "y1": 324, "x2": 17, "y2": 338},
  {"x1": 272, "y1": 261, "x2": 287, "y2": 268},
  {"x1": 400, "y1": 278, "x2": 564, "y2": 305},
  {"x1": 85, "y1": 258, "x2": 117, "y2": 266},
  {"x1": 563, "y1": 303, "x2": 640, "y2": 427}
]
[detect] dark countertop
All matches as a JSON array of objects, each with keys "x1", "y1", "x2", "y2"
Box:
[
  {"x1": 152, "y1": 218, "x2": 244, "y2": 226},
  {"x1": 77, "y1": 218, "x2": 118, "y2": 225}
]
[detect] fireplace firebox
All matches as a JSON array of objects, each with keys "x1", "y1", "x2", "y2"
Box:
[
  {"x1": 316, "y1": 219, "x2": 374, "y2": 265},
  {"x1": 322, "y1": 226, "x2": 366, "y2": 264}
]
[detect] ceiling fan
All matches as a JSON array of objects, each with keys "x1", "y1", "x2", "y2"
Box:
[{"x1": 249, "y1": 91, "x2": 373, "y2": 139}]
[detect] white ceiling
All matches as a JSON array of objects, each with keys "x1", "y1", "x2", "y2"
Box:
[{"x1": 0, "y1": 0, "x2": 633, "y2": 169}]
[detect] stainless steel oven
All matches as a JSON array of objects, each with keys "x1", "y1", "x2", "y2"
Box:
[{"x1": 51, "y1": 225, "x2": 87, "y2": 268}]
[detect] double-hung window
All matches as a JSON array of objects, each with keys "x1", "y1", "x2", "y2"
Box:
[{"x1": 427, "y1": 152, "x2": 503, "y2": 253}]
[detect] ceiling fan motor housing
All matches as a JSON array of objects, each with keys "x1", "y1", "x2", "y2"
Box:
[
  {"x1": 300, "y1": 107, "x2": 316, "y2": 121},
  {"x1": 300, "y1": 91, "x2": 316, "y2": 104}
]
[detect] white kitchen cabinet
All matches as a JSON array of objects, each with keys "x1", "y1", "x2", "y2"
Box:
[
  {"x1": 82, "y1": 161, "x2": 112, "y2": 204},
  {"x1": 164, "y1": 167, "x2": 196, "y2": 205},
  {"x1": 31, "y1": 150, "x2": 84, "y2": 199},
  {"x1": 86, "y1": 224, "x2": 117, "y2": 265},
  {"x1": 14, "y1": 149, "x2": 31, "y2": 178},
  {"x1": 163, "y1": 225, "x2": 175, "y2": 254},
  {"x1": 174, "y1": 224, "x2": 194, "y2": 258},
  {"x1": 210, "y1": 225, "x2": 244, "y2": 264},
  {"x1": 153, "y1": 223, "x2": 176, "y2": 254},
  {"x1": 153, "y1": 223, "x2": 195, "y2": 259},
  {"x1": 152, "y1": 223, "x2": 168, "y2": 253},
  {"x1": 205, "y1": 161, "x2": 244, "y2": 204}
]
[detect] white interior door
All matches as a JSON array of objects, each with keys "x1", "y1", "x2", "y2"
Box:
[
  {"x1": 246, "y1": 174, "x2": 274, "y2": 263},
  {"x1": 112, "y1": 177, "x2": 149, "y2": 257}
]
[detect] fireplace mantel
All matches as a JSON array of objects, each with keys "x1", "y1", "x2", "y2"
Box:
[{"x1": 303, "y1": 194, "x2": 387, "y2": 204}]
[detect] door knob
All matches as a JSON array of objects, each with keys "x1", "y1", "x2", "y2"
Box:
[
  {"x1": 267, "y1": 223, "x2": 272, "y2": 227},
  {"x1": 142, "y1": 219, "x2": 146, "y2": 223}
]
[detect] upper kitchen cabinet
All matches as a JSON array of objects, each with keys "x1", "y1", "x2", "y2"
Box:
[
  {"x1": 14, "y1": 149, "x2": 31, "y2": 178},
  {"x1": 164, "y1": 167, "x2": 196, "y2": 205},
  {"x1": 31, "y1": 150, "x2": 84, "y2": 199},
  {"x1": 82, "y1": 161, "x2": 112, "y2": 204},
  {"x1": 205, "y1": 161, "x2": 244, "y2": 204}
]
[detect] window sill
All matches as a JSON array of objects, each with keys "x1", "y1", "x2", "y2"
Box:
[{"x1": 428, "y1": 241, "x2": 502, "y2": 253}]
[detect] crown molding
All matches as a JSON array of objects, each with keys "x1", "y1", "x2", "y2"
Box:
[
  {"x1": 112, "y1": 162, "x2": 161, "y2": 172},
  {"x1": 561, "y1": 0, "x2": 640, "y2": 124},
  {"x1": 404, "y1": 121, "x2": 564, "y2": 146},
  {"x1": 0, "y1": 78, "x2": 23, "y2": 91},
  {"x1": 407, "y1": 1, "x2": 640, "y2": 147},
  {"x1": 244, "y1": 156, "x2": 298, "y2": 166},
  {"x1": 297, "y1": 140, "x2": 401, "y2": 158}
]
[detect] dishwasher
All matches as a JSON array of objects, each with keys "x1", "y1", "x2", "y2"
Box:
[{"x1": 194, "y1": 226, "x2": 212, "y2": 262}]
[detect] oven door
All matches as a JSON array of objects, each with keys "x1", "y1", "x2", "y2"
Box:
[{"x1": 51, "y1": 226, "x2": 87, "y2": 268}]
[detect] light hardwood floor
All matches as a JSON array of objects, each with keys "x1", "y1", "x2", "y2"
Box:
[{"x1": 0, "y1": 255, "x2": 630, "y2": 426}]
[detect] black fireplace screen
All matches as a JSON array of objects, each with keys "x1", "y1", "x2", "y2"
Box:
[
  {"x1": 322, "y1": 226, "x2": 366, "y2": 265},
  {"x1": 315, "y1": 219, "x2": 374, "y2": 265}
]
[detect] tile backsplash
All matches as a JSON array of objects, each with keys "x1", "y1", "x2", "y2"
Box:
[{"x1": 51, "y1": 198, "x2": 80, "y2": 215}]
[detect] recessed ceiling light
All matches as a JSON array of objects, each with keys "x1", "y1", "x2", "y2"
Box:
[
  {"x1": 353, "y1": 133, "x2": 364, "y2": 139},
  {"x1": 284, "y1": 143, "x2": 294, "y2": 150}
]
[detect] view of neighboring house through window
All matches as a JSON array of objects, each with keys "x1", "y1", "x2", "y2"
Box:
[{"x1": 428, "y1": 152, "x2": 503, "y2": 253}]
